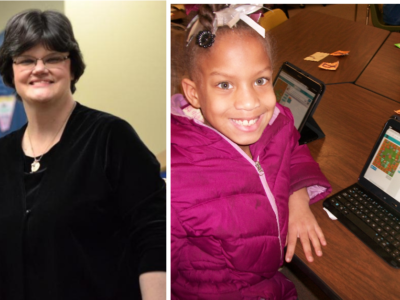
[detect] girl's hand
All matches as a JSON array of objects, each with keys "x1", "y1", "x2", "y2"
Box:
[{"x1": 285, "y1": 187, "x2": 327, "y2": 263}]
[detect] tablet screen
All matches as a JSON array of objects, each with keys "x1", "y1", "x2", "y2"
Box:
[{"x1": 274, "y1": 70, "x2": 317, "y2": 129}]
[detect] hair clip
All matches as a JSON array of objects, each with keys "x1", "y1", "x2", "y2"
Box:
[
  {"x1": 186, "y1": 4, "x2": 265, "y2": 48},
  {"x1": 196, "y1": 30, "x2": 215, "y2": 48}
]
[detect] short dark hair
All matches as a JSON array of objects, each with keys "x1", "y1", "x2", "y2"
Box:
[{"x1": 0, "y1": 9, "x2": 85, "y2": 94}]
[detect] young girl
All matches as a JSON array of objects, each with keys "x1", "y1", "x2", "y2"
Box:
[{"x1": 171, "y1": 4, "x2": 331, "y2": 299}]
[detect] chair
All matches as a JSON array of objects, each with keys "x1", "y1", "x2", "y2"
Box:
[
  {"x1": 367, "y1": 4, "x2": 400, "y2": 32},
  {"x1": 258, "y1": 9, "x2": 288, "y2": 32}
]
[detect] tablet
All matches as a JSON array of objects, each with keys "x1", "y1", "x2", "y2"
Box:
[{"x1": 273, "y1": 62, "x2": 325, "y2": 134}]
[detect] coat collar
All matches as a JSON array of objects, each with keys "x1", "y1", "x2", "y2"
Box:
[
  {"x1": 171, "y1": 94, "x2": 281, "y2": 126},
  {"x1": 171, "y1": 94, "x2": 292, "y2": 160}
]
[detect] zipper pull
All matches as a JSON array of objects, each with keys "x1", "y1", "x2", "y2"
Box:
[{"x1": 255, "y1": 161, "x2": 264, "y2": 176}]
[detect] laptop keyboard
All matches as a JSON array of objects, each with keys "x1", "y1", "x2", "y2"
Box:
[{"x1": 323, "y1": 184, "x2": 400, "y2": 268}]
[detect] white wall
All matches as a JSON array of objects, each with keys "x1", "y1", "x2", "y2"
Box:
[
  {"x1": 64, "y1": 1, "x2": 166, "y2": 156},
  {"x1": 0, "y1": 1, "x2": 64, "y2": 30}
]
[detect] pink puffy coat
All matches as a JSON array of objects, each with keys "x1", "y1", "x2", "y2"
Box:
[{"x1": 171, "y1": 94, "x2": 331, "y2": 300}]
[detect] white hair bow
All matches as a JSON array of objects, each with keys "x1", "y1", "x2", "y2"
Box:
[{"x1": 186, "y1": 4, "x2": 265, "y2": 46}]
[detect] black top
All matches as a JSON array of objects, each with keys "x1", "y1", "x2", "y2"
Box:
[
  {"x1": 23, "y1": 144, "x2": 58, "y2": 211},
  {"x1": 0, "y1": 103, "x2": 166, "y2": 300}
]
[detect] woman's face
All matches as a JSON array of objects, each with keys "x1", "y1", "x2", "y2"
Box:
[
  {"x1": 12, "y1": 44, "x2": 73, "y2": 104},
  {"x1": 184, "y1": 32, "x2": 276, "y2": 153}
]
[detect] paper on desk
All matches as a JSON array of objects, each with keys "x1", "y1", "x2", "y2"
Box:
[
  {"x1": 323, "y1": 208, "x2": 338, "y2": 220},
  {"x1": 330, "y1": 50, "x2": 350, "y2": 56},
  {"x1": 319, "y1": 61, "x2": 339, "y2": 70},
  {"x1": 395, "y1": 43, "x2": 400, "y2": 49},
  {"x1": 304, "y1": 52, "x2": 330, "y2": 61}
]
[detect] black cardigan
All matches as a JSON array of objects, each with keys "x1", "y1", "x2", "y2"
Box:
[{"x1": 0, "y1": 103, "x2": 166, "y2": 300}]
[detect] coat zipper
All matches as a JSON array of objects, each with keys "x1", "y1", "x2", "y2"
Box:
[
  {"x1": 193, "y1": 119, "x2": 284, "y2": 261},
  {"x1": 253, "y1": 158, "x2": 283, "y2": 261}
]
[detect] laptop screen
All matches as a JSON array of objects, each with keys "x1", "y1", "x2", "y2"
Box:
[
  {"x1": 274, "y1": 70, "x2": 316, "y2": 129},
  {"x1": 364, "y1": 126, "x2": 400, "y2": 202}
]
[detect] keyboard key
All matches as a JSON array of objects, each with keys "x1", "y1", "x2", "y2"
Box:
[{"x1": 391, "y1": 251, "x2": 399, "y2": 258}]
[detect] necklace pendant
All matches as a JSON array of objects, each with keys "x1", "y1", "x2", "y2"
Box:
[{"x1": 31, "y1": 160, "x2": 40, "y2": 173}]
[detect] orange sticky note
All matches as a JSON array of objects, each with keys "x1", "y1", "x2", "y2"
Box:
[
  {"x1": 330, "y1": 50, "x2": 350, "y2": 56},
  {"x1": 319, "y1": 61, "x2": 339, "y2": 70}
]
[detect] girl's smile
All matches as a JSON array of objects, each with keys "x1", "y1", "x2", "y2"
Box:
[{"x1": 230, "y1": 114, "x2": 263, "y2": 131}]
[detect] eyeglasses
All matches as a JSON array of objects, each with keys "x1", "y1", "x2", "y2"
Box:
[{"x1": 13, "y1": 53, "x2": 70, "y2": 70}]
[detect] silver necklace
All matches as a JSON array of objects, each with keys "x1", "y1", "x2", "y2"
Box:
[{"x1": 26, "y1": 102, "x2": 76, "y2": 173}]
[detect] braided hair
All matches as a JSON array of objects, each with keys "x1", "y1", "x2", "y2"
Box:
[{"x1": 183, "y1": 4, "x2": 274, "y2": 82}]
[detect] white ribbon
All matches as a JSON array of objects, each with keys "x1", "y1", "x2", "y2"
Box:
[
  {"x1": 215, "y1": 4, "x2": 265, "y2": 37},
  {"x1": 186, "y1": 4, "x2": 265, "y2": 45}
]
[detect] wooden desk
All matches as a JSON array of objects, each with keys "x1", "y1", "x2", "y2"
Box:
[
  {"x1": 356, "y1": 32, "x2": 400, "y2": 103},
  {"x1": 269, "y1": 11, "x2": 389, "y2": 84},
  {"x1": 294, "y1": 84, "x2": 400, "y2": 299}
]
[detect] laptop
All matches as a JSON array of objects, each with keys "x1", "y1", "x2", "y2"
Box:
[{"x1": 323, "y1": 115, "x2": 400, "y2": 268}]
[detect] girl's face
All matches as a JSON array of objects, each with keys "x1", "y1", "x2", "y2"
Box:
[{"x1": 183, "y1": 32, "x2": 276, "y2": 155}]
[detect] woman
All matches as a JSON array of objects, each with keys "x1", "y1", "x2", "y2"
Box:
[{"x1": 0, "y1": 9, "x2": 166, "y2": 300}]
